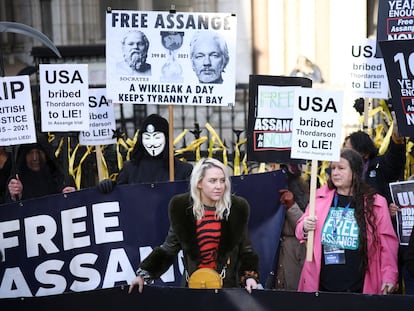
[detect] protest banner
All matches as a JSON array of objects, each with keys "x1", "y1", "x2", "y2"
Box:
[
  {"x1": 346, "y1": 38, "x2": 389, "y2": 99},
  {"x1": 389, "y1": 180, "x2": 414, "y2": 245},
  {"x1": 0, "y1": 170, "x2": 286, "y2": 298},
  {"x1": 39, "y1": 64, "x2": 89, "y2": 132},
  {"x1": 105, "y1": 10, "x2": 237, "y2": 107},
  {"x1": 0, "y1": 75, "x2": 36, "y2": 146},
  {"x1": 247, "y1": 75, "x2": 312, "y2": 163},
  {"x1": 379, "y1": 39, "x2": 414, "y2": 137}
]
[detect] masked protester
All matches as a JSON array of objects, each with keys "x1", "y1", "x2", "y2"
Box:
[{"x1": 98, "y1": 114, "x2": 192, "y2": 193}]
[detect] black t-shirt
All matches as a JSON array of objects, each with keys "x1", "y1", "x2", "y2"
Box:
[{"x1": 319, "y1": 194, "x2": 364, "y2": 293}]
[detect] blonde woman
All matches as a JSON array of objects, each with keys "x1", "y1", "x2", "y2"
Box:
[{"x1": 129, "y1": 158, "x2": 259, "y2": 293}]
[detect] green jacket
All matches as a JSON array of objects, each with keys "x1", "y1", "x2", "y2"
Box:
[{"x1": 139, "y1": 192, "x2": 259, "y2": 287}]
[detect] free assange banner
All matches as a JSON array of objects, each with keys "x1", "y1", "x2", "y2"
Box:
[{"x1": 0, "y1": 170, "x2": 286, "y2": 298}]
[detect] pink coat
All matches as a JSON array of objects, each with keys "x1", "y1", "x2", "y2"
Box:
[{"x1": 295, "y1": 185, "x2": 399, "y2": 294}]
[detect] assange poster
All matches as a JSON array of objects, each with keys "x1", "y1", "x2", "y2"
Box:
[
  {"x1": 105, "y1": 10, "x2": 237, "y2": 106},
  {"x1": 0, "y1": 75, "x2": 36, "y2": 146},
  {"x1": 79, "y1": 88, "x2": 116, "y2": 146},
  {"x1": 379, "y1": 39, "x2": 414, "y2": 137},
  {"x1": 247, "y1": 75, "x2": 312, "y2": 163},
  {"x1": 389, "y1": 180, "x2": 414, "y2": 245},
  {"x1": 291, "y1": 88, "x2": 343, "y2": 162},
  {"x1": 346, "y1": 38, "x2": 389, "y2": 99},
  {"x1": 39, "y1": 64, "x2": 90, "y2": 132}
]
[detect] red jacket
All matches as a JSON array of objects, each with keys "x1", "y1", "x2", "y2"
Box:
[{"x1": 295, "y1": 185, "x2": 399, "y2": 294}]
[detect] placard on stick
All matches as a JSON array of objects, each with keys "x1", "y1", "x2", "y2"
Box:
[{"x1": 291, "y1": 88, "x2": 344, "y2": 261}]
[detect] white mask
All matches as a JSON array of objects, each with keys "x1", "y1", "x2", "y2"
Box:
[{"x1": 142, "y1": 131, "x2": 166, "y2": 157}]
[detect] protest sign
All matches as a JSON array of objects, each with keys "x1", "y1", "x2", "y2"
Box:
[
  {"x1": 291, "y1": 88, "x2": 344, "y2": 162},
  {"x1": 105, "y1": 10, "x2": 237, "y2": 106},
  {"x1": 290, "y1": 87, "x2": 343, "y2": 261},
  {"x1": 247, "y1": 75, "x2": 311, "y2": 163},
  {"x1": 0, "y1": 75, "x2": 36, "y2": 145},
  {"x1": 389, "y1": 180, "x2": 414, "y2": 245},
  {"x1": 346, "y1": 38, "x2": 389, "y2": 99},
  {"x1": 376, "y1": 1, "x2": 414, "y2": 58},
  {"x1": 379, "y1": 39, "x2": 414, "y2": 137},
  {"x1": 39, "y1": 64, "x2": 90, "y2": 132},
  {"x1": 79, "y1": 88, "x2": 116, "y2": 146}
]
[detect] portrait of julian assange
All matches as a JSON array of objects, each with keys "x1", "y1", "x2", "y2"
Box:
[
  {"x1": 189, "y1": 30, "x2": 229, "y2": 84},
  {"x1": 116, "y1": 30, "x2": 152, "y2": 76}
]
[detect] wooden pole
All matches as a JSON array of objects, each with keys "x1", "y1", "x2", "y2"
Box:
[
  {"x1": 363, "y1": 98, "x2": 369, "y2": 131},
  {"x1": 168, "y1": 104, "x2": 174, "y2": 182},
  {"x1": 306, "y1": 159, "x2": 318, "y2": 262}
]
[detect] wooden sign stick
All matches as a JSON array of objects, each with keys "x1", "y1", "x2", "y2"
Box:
[
  {"x1": 306, "y1": 158, "x2": 318, "y2": 262},
  {"x1": 168, "y1": 104, "x2": 175, "y2": 182}
]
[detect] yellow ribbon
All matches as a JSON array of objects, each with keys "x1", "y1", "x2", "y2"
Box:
[
  {"x1": 233, "y1": 138, "x2": 247, "y2": 176},
  {"x1": 241, "y1": 153, "x2": 248, "y2": 175},
  {"x1": 406, "y1": 141, "x2": 414, "y2": 180},
  {"x1": 96, "y1": 145, "x2": 110, "y2": 179},
  {"x1": 378, "y1": 121, "x2": 393, "y2": 156},
  {"x1": 205, "y1": 123, "x2": 227, "y2": 165},
  {"x1": 73, "y1": 146, "x2": 93, "y2": 189},
  {"x1": 173, "y1": 129, "x2": 188, "y2": 146},
  {"x1": 175, "y1": 137, "x2": 208, "y2": 162}
]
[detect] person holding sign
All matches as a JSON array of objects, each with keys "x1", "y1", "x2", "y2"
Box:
[
  {"x1": 190, "y1": 30, "x2": 229, "y2": 84},
  {"x1": 6, "y1": 139, "x2": 76, "y2": 202},
  {"x1": 295, "y1": 148, "x2": 398, "y2": 294},
  {"x1": 128, "y1": 158, "x2": 259, "y2": 294},
  {"x1": 98, "y1": 114, "x2": 192, "y2": 193}
]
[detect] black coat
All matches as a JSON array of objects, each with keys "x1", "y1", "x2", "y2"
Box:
[
  {"x1": 365, "y1": 139, "x2": 405, "y2": 203},
  {"x1": 117, "y1": 157, "x2": 192, "y2": 184},
  {"x1": 139, "y1": 193, "x2": 259, "y2": 288}
]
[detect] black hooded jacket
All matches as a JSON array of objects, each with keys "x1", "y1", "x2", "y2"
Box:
[
  {"x1": 6, "y1": 138, "x2": 72, "y2": 202},
  {"x1": 117, "y1": 114, "x2": 192, "y2": 184}
]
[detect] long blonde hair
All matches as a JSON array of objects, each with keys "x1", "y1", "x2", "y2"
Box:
[{"x1": 190, "y1": 158, "x2": 231, "y2": 220}]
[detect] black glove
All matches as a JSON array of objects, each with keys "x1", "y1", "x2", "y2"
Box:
[{"x1": 97, "y1": 178, "x2": 115, "y2": 194}]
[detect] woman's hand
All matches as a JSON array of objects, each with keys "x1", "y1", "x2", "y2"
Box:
[
  {"x1": 245, "y1": 278, "x2": 258, "y2": 294},
  {"x1": 388, "y1": 203, "x2": 400, "y2": 218},
  {"x1": 128, "y1": 276, "x2": 145, "y2": 294},
  {"x1": 62, "y1": 186, "x2": 76, "y2": 193},
  {"x1": 381, "y1": 282, "x2": 396, "y2": 294},
  {"x1": 8, "y1": 175, "x2": 23, "y2": 198},
  {"x1": 303, "y1": 215, "x2": 317, "y2": 233}
]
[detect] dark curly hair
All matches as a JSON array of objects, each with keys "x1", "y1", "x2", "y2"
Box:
[
  {"x1": 327, "y1": 148, "x2": 378, "y2": 272},
  {"x1": 344, "y1": 131, "x2": 378, "y2": 160}
]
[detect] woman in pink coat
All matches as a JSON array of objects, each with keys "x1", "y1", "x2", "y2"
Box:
[{"x1": 295, "y1": 148, "x2": 399, "y2": 294}]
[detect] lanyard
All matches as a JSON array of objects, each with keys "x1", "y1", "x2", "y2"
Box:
[{"x1": 332, "y1": 193, "x2": 350, "y2": 237}]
